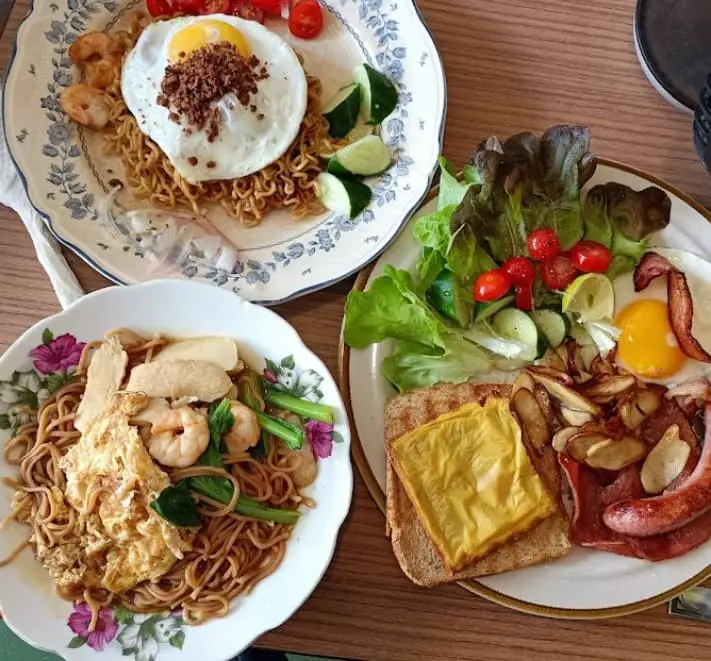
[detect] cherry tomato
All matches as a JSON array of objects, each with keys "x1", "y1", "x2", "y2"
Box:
[
  {"x1": 541, "y1": 255, "x2": 579, "y2": 290},
  {"x1": 172, "y1": 0, "x2": 203, "y2": 14},
  {"x1": 473, "y1": 269, "x2": 512, "y2": 303},
  {"x1": 230, "y1": 0, "x2": 265, "y2": 21},
  {"x1": 289, "y1": 0, "x2": 323, "y2": 39},
  {"x1": 251, "y1": 0, "x2": 283, "y2": 15},
  {"x1": 502, "y1": 256, "x2": 536, "y2": 287},
  {"x1": 200, "y1": 0, "x2": 230, "y2": 12},
  {"x1": 146, "y1": 0, "x2": 173, "y2": 16},
  {"x1": 568, "y1": 240, "x2": 613, "y2": 273},
  {"x1": 515, "y1": 283, "x2": 534, "y2": 311},
  {"x1": 527, "y1": 229, "x2": 561, "y2": 262}
]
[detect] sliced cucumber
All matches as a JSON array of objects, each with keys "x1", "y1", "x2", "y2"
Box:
[
  {"x1": 316, "y1": 172, "x2": 372, "y2": 219},
  {"x1": 353, "y1": 63, "x2": 398, "y2": 125},
  {"x1": 347, "y1": 122, "x2": 375, "y2": 142},
  {"x1": 329, "y1": 135, "x2": 391, "y2": 177},
  {"x1": 474, "y1": 295, "x2": 515, "y2": 323},
  {"x1": 426, "y1": 269, "x2": 472, "y2": 328},
  {"x1": 323, "y1": 83, "x2": 361, "y2": 139},
  {"x1": 326, "y1": 158, "x2": 359, "y2": 178},
  {"x1": 491, "y1": 309, "x2": 539, "y2": 356},
  {"x1": 530, "y1": 309, "x2": 567, "y2": 348}
]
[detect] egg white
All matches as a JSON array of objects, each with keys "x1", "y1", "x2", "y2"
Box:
[
  {"x1": 121, "y1": 15, "x2": 308, "y2": 183},
  {"x1": 612, "y1": 247, "x2": 711, "y2": 386}
]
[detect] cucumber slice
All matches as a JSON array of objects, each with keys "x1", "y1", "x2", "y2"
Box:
[
  {"x1": 316, "y1": 172, "x2": 372, "y2": 219},
  {"x1": 491, "y1": 309, "x2": 539, "y2": 355},
  {"x1": 353, "y1": 63, "x2": 398, "y2": 125},
  {"x1": 530, "y1": 309, "x2": 567, "y2": 348},
  {"x1": 326, "y1": 158, "x2": 360, "y2": 178},
  {"x1": 323, "y1": 83, "x2": 361, "y2": 139},
  {"x1": 347, "y1": 122, "x2": 375, "y2": 142},
  {"x1": 474, "y1": 295, "x2": 515, "y2": 323},
  {"x1": 329, "y1": 135, "x2": 391, "y2": 177},
  {"x1": 426, "y1": 270, "x2": 472, "y2": 328}
]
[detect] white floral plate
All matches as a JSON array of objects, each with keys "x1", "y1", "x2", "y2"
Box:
[
  {"x1": 3, "y1": 0, "x2": 445, "y2": 304},
  {"x1": 0, "y1": 279, "x2": 353, "y2": 660},
  {"x1": 340, "y1": 160, "x2": 711, "y2": 619}
]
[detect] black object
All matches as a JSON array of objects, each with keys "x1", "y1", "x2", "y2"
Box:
[
  {"x1": 695, "y1": 75, "x2": 711, "y2": 170},
  {"x1": 635, "y1": 0, "x2": 711, "y2": 112}
]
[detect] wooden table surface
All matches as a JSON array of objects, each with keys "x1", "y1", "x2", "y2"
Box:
[{"x1": 2, "y1": 1, "x2": 711, "y2": 659}]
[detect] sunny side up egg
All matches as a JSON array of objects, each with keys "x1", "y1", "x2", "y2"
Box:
[
  {"x1": 612, "y1": 247, "x2": 711, "y2": 385},
  {"x1": 121, "y1": 15, "x2": 308, "y2": 183}
]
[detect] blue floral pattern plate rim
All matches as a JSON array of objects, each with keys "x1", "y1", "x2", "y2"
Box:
[{"x1": 2, "y1": 0, "x2": 446, "y2": 305}]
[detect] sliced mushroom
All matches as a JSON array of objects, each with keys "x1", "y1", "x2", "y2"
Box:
[
  {"x1": 512, "y1": 371, "x2": 536, "y2": 396},
  {"x1": 583, "y1": 375, "x2": 637, "y2": 399},
  {"x1": 125, "y1": 359, "x2": 232, "y2": 402},
  {"x1": 559, "y1": 406, "x2": 595, "y2": 427},
  {"x1": 152, "y1": 337, "x2": 241, "y2": 372},
  {"x1": 513, "y1": 388, "x2": 550, "y2": 452},
  {"x1": 640, "y1": 425, "x2": 691, "y2": 494},
  {"x1": 566, "y1": 432, "x2": 610, "y2": 461},
  {"x1": 619, "y1": 388, "x2": 662, "y2": 430},
  {"x1": 526, "y1": 366, "x2": 574, "y2": 386},
  {"x1": 584, "y1": 436, "x2": 646, "y2": 471},
  {"x1": 552, "y1": 426, "x2": 580, "y2": 453},
  {"x1": 526, "y1": 371, "x2": 601, "y2": 414},
  {"x1": 533, "y1": 384, "x2": 560, "y2": 432},
  {"x1": 539, "y1": 346, "x2": 567, "y2": 372},
  {"x1": 590, "y1": 353, "x2": 616, "y2": 375}
]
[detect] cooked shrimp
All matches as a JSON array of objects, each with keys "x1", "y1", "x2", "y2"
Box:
[
  {"x1": 223, "y1": 401, "x2": 260, "y2": 454},
  {"x1": 59, "y1": 84, "x2": 111, "y2": 130},
  {"x1": 148, "y1": 407, "x2": 209, "y2": 468},
  {"x1": 68, "y1": 31, "x2": 124, "y2": 89}
]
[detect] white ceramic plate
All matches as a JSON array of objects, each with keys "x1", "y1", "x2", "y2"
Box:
[
  {"x1": 0, "y1": 280, "x2": 352, "y2": 660},
  {"x1": 342, "y1": 160, "x2": 711, "y2": 618},
  {"x1": 3, "y1": 0, "x2": 445, "y2": 304}
]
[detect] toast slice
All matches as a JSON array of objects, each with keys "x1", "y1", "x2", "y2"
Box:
[{"x1": 385, "y1": 382, "x2": 572, "y2": 587}]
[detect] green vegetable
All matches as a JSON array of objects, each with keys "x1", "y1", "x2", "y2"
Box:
[
  {"x1": 151, "y1": 481, "x2": 201, "y2": 528},
  {"x1": 416, "y1": 247, "x2": 446, "y2": 296},
  {"x1": 353, "y1": 63, "x2": 398, "y2": 125},
  {"x1": 316, "y1": 172, "x2": 372, "y2": 219},
  {"x1": 207, "y1": 398, "x2": 234, "y2": 453},
  {"x1": 474, "y1": 295, "x2": 515, "y2": 323},
  {"x1": 581, "y1": 182, "x2": 671, "y2": 280},
  {"x1": 237, "y1": 370, "x2": 266, "y2": 412},
  {"x1": 255, "y1": 411, "x2": 304, "y2": 449},
  {"x1": 265, "y1": 389, "x2": 334, "y2": 424},
  {"x1": 426, "y1": 269, "x2": 472, "y2": 328},
  {"x1": 436, "y1": 157, "x2": 471, "y2": 210},
  {"x1": 323, "y1": 83, "x2": 361, "y2": 139},
  {"x1": 329, "y1": 134, "x2": 391, "y2": 177}
]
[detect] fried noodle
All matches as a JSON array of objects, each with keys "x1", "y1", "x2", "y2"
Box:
[{"x1": 1, "y1": 335, "x2": 306, "y2": 628}]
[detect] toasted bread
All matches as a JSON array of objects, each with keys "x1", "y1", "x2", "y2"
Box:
[{"x1": 385, "y1": 382, "x2": 572, "y2": 587}]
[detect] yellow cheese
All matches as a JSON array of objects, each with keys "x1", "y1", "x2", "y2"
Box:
[{"x1": 390, "y1": 398, "x2": 556, "y2": 571}]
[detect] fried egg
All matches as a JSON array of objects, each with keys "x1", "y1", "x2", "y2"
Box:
[
  {"x1": 121, "y1": 15, "x2": 308, "y2": 183},
  {"x1": 613, "y1": 247, "x2": 711, "y2": 385}
]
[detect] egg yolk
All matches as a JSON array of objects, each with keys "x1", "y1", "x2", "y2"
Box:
[
  {"x1": 615, "y1": 299, "x2": 686, "y2": 378},
  {"x1": 168, "y1": 20, "x2": 250, "y2": 63}
]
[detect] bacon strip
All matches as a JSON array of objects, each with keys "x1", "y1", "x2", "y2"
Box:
[{"x1": 633, "y1": 251, "x2": 711, "y2": 363}]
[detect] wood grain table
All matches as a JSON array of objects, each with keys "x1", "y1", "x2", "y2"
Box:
[{"x1": 2, "y1": 1, "x2": 711, "y2": 660}]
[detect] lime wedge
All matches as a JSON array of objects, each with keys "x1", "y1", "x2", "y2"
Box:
[{"x1": 562, "y1": 274, "x2": 614, "y2": 323}]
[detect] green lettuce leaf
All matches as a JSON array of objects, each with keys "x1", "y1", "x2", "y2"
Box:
[{"x1": 436, "y1": 157, "x2": 471, "y2": 210}]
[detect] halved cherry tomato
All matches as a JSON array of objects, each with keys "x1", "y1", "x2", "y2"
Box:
[
  {"x1": 251, "y1": 0, "x2": 283, "y2": 16},
  {"x1": 200, "y1": 0, "x2": 230, "y2": 12},
  {"x1": 568, "y1": 240, "x2": 612, "y2": 273},
  {"x1": 146, "y1": 0, "x2": 173, "y2": 15},
  {"x1": 527, "y1": 229, "x2": 561, "y2": 262},
  {"x1": 230, "y1": 0, "x2": 265, "y2": 21},
  {"x1": 473, "y1": 269, "x2": 511, "y2": 303},
  {"x1": 289, "y1": 0, "x2": 323, "y2": 39},
  {"x1": 173, "y1": 0, "x2": 204, "y2": 14},
  {"x1": 515, "y1": 283, "x2": 534, "y2": 311},
  {"x1": 541, "y1": 255, "x2": 578, "y2": 290},
  {"x1": 502, "y1": 256, "x2": 535, "y2": 287}
]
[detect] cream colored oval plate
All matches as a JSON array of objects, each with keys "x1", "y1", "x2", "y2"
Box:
[
  {"x1": 3, "y1": 0, "x2": 445, "y2": 304},
  {"x1": 340, "y1": 159, "x2": 711, "y2": 619},
  {"x1": 0, "y1": 280, "x2": 352, "y2": 660}
]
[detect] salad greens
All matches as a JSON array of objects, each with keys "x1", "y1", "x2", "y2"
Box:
[{"x1": 343, "y1": 126, "x2": 672, "y2": 393}]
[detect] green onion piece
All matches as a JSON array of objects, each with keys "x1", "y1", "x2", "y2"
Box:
[{"x1": 265, "y1": 390, "x2": 334, "y2": 424}]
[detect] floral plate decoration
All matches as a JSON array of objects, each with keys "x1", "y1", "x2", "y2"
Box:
[
  {"x1": 0, "y1": 279, "x2": 352, "y2": 661},
  {"x1": 3, "y1": 0, "x2": 446, "y2": 304}
]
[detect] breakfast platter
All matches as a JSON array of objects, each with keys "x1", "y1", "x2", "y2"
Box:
[
  {"x1": 340, "y1": 133, "x2": 711, "y2": 618},
  {"x1": 3, "y1": 0, "x2": 445, "y2": 303}
]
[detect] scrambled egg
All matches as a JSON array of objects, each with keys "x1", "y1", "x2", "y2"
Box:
[
  {"x1": 390, "y1": 398, "x2": 556, "y2": 571},
  {"x1": 55, "y1": 392, "x2": 189, "y2": 594}
]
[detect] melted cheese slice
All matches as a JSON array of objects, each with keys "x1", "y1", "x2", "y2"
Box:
[{"x1": 390, "y1": 398, "x2": 556, "y2": 571}]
